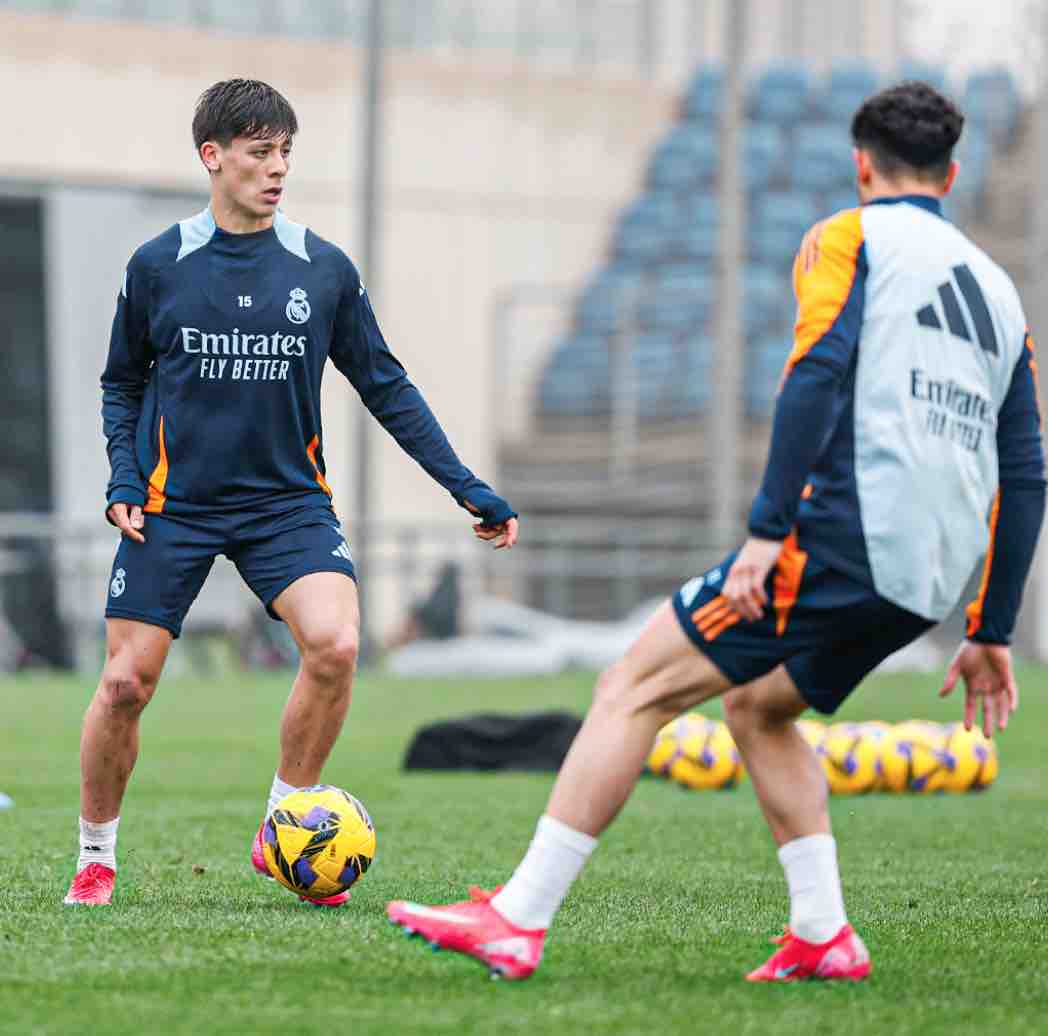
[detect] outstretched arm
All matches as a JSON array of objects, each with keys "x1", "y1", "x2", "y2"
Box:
[
  {"x1": 330, "y1": 269, "x2": 517, "y2": 545},
  {"x1": 101, "y1": 258, "x2": 154, "y2": 542},
  {"x1": 943, "y1": 331, "x2": 1047, "y2": 733}
]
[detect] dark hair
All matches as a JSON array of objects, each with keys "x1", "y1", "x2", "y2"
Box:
[
  {"x1": 851, "y1": 80, "x2": 964, "y2": 181},
  {"x1": 192, "y1": 79, "x2": 298, "y2": 151}
]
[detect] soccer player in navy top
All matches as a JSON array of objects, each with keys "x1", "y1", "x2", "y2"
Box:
[{"x1": 64, "y1": 79, "x2": 518, "y2": 907}]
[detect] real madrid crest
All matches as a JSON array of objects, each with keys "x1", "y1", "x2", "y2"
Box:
[{"x1": 286, "y1": 287, "x2": 311, "y2": 325}]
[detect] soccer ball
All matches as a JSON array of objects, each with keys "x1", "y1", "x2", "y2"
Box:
[
  {"x1": 262, "y1": 785, "x2": 376, "y2": 899},
  {"x1": 940, "y1": 723, "x2": 999, "y2": 792},
  {"x1": 895, "y1": 719, "x2": 948, "y2": 746},
  {"x1": 816, "y1": 725, "x2": 879, "y2": 795},
  {"x1": 649, "y1": 714, "x2": 744, "y2": 789},
  {"x1": 796, "y1": 718, "x2": 827, "y2": 750},
  {"x1": 878, "y1": 728, "x2": 948, "y2": 793}
]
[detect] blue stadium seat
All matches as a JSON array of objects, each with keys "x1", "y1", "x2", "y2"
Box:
[
  {"x1": 744, "y1": 266, "x2": 791, "y2": 337},
  {"x1": 683, "y1": 65, "x2": 724, "y2": 122},
  {"x1": 964, "y1": 69, "x2": 1020, "y2": 141},
  {"x1": 631, "y1": 334, "x2": 678, "y2": 419},
  {"x1": 819, "y1": 61, "x2": 879, "y2": 123},
  {"x1": 681, "y1": 195, "x2": 719, "y2": 228},
  {"x1": 538, "y1": 334, "x2": 611, "y2": 417},
  {"x1": 613, "y1": 193, "x2": 678, "y2": 264},
  {"x1": 823, "y1": 188, "x2": 859, "y2": 219},
  {"x1": 952, "y1": 124, "x2": 992, "y2": 204},
  {"x1": 576, "y1": 265, "x2": 645, "y2": 333},
  {"x1": 898, "y1": 62, "x2": 948, "y2": 95},
  {"x1": 749, "y1": 192, "x2": 819, "y2": 264},
  {"x1": 637, "y1": 266, "x2": 715, "y2": 333},
  {"x1": 670, "y1": 195, "x2": 719, "y2": 262},
  {"x1": 750, "y1": 63, "x2": 811, "y2": 125},
  {"x1": 744, "y1": 123, "x2": 785, "y2": 192},
  {"x1": 792, "y1": 124, "x2": 853, "y2": 192},
  {"x1": 745, "y1": 338, "x2": 790, "y2": 418},
  {"x1": 670, "y1": 336, "x2": 714, "y2": 416},
  {"x1": 673, "y1": 222, "x2": 718, "y2": 263},
  {"x1": 647, "y1": 125, "x2": 719, "y2": 190}
]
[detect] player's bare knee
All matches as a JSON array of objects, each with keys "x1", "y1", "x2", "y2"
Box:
[
  {"x1": 723, "y1": 686, "x2": 759, "y2": 739},
  {"x1": 98, "y1": 668, "x2": 154, "y2": 715},
  {"x1": 301, "y1": 628, "x2": 358, "y2": 685},
  {"x1": 725, "y1": 677, "x2": 804, "y2": 740}
]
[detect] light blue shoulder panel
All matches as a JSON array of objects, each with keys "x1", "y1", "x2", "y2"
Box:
[
  {"x1": 274, "y1": 211, "x2": 311, "y2": 262},
  {"x1": 177, "y1": 207, "x2": 217, "y2": 262}
]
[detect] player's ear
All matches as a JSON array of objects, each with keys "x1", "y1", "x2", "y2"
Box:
[
  {"x1": 199, "y1": 140, "x2": 221, "y2": 174},
  {"x1": 853, "y1": 147, "x2": 872, "y2": 185},
  {"x1": 941, "y1": 159, "x2": 960, "y2": 197}
]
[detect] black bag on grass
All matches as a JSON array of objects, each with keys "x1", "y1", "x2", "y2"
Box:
[{"x1": 402, "y1": 711, "x2": 582, "y2": 772}]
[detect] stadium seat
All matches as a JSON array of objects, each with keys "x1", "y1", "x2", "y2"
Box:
[
  {"x1": 744, "y1": 266, "x2": 791, "y2": 337},
  {"x1": 898, "y1": 62, "x2": 949, "y2": 94},
  {"x1": 670, "y1": 195, "x2": 719, "y2": 262},
  {"x1": 576, "y1": 265, "x2": 645, "y2": 334},
  {"x1": 744, "y1": 123, "x2": 785, "y2": 192},
  {"x1": 964, "y1": 69, "x2": 1020, "y2": 141},
  {"x1": 745, "y1": 338, "x2": 790, "y2": 418},
  {"x1": 538, "y1": 334, "x2": 611, "y2": 417},
  {"x1": 819, "y1": 61, "x2": 879, "y2": 123},
  {"x1": 613, "y1": 193, "x2": 679, "y2": 264},
  {"x1": 673, "y1": 222, "x2": 718, "y2": 263},
  {"x1": 750, "y1": 63, "x2": 812, "y2": 125},
  {"x1": 637, "y1": 266, "x2": 715, "y2": 333},
  {"x1": 823, "y1": 188, "x2": 859, "y2": 219},
  {"x1": 681, "y1": 195, "x2": 719, "y2": 228},
  {"x1": 647, "y1": 125, "x2": 719, "y2": 191},
  {"x1": 952, "y1": 121, "x2": 992, "y2": 204},
  {"x1": 683, "y1": 65, "x2": 724, "y2": 122},
  {"x1": 749, "y1": 192, "x2": 819, "y2": 264},
  {"x1": 630, "y1": 334, "x2": 678, "y2": 419},
  {"x1": 792, "y1": 124, "x2": 853, "y2": 192},
  {"x1": 670, "y1": 335, "x2": 714, "y2": 416}
]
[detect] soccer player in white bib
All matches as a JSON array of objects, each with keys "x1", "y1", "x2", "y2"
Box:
[{"x1": 389, "y1": 81, "x2": 1045, "y2": 981}]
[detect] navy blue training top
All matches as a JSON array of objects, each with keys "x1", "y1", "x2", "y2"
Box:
[{"x1": 102, "y1": 207, "x2": 510, "y2": 523}]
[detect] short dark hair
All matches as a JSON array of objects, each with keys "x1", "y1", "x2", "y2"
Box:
[
  {"x1": 851, "y1": 80, "x2": 964, "y2": 181},
  {"x1": 192, "y1": 79, "x2": 298, "y2": 151}
]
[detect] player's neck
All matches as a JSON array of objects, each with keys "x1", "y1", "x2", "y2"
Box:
[
  {"x1": 862, "y1": 179, "x2": 943, "y2": 205},
  {"x1": 209, "y1": 196, "x2": 275, "y2": 235}
]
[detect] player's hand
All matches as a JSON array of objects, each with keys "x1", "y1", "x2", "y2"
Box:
[
  {"x1": 723, "y1": 536, "x2": 783, "y2": 622},
  {"x1": 939, "y1": 640, "x2": 1018, "y2": 738},
  {"x1": 106, "y1": 502, "x2": 146, "y2": 544},
  {"x1": 464, "y1": 501, "x2": 518, "y2": 550}
]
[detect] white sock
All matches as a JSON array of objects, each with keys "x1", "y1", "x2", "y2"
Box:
[
  {"x1": 267, "y1": 774, "x2": 301, "y2": 818},
  {"x1": 78, "y1": 817, "x2": 119, "y2": 873},
  {"x1": 778, "y1": 833, "x2": 848, "y2": 944},
  {"x1": 491, "y1": 815, "x2": 598, "y2": 931}
]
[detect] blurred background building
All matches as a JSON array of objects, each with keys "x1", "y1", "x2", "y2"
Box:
[{"x1": 0, "y1": 0, "x2": 1044, "y2": 669}]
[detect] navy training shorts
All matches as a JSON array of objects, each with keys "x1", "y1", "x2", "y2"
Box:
[
  {"x1": 671, "y1": 538, "x2": 935, "y2": 714},
  {"x1": 104, "y1": 501, "x2": 356, "y2": 638}
]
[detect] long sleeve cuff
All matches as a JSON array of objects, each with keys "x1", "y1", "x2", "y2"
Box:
[{"x1": 966, "y1": 479, "x2": 1046, "y2": 644}]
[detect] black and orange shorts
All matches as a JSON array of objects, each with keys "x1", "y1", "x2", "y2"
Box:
[{"x1": 671, "y1": 537, "x2": 934, "y2": 714}]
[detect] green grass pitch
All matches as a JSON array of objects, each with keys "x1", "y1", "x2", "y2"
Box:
[{"x1": 2, "y1": 663, "x2": 1047, "y2": 1035}]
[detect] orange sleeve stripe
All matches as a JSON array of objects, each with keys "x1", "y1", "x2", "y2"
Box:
[
  {"x1": 144, "y1": 416, "x2": 168, "y2": 515},
  {"x1": 772, "y1": 530, "x2": 808, "y2": 636},
  {"x1": 786, "y1": 208, "x2": 864, "y2": 374},
  {"x1": 965, "y1": 490, "x2": 1001, "y2": 638},
  {"x1": 1026, "y1": 331, "x2": 1042, "y2": 429},
  {"x1": 306, "y1": 434, "x2": 333, "y2": 497}
]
